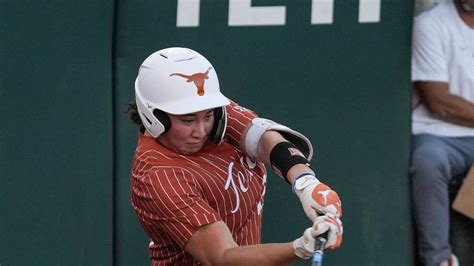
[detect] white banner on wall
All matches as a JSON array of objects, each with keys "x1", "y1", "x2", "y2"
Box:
[{"x1": 176, "y1": 0, "x2": 382, "y2": 27}]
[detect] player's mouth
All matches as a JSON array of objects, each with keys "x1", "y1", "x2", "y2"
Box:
[{"x1": 188, "y1": 141, "x2": 205, "y2": 147}]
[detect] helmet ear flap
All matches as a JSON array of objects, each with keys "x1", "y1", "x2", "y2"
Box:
[
  {"x1": 153, "y1": 109, "x2": 171, "y2": 134},
  {"x1": 209, "y1": 106, "x2": 227, "y2": 145}
]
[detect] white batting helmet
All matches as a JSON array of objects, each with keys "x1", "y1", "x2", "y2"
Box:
[{"x1": 135, "y1": 47, "x2": 230, "y2": 142}]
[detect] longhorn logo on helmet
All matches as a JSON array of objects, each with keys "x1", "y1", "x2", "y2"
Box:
[{"x1": 170, "y1": 67, "x2": 213, "y2": 96}]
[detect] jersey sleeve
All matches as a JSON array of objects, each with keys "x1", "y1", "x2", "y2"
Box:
[
  {"x1": 224, "y1": 99, "x2": 258, "y2": 148},
  {"x1": 131, "y1": 167, "x2": 221, "y2": 248}
]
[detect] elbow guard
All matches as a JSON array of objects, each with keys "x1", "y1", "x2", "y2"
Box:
[{"x1": 244, "y1": 118, "x2": 314, "y2": 161}]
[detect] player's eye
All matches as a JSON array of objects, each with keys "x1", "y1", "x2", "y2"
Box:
[
  {"x1": 204, "y1": 114, "x2": 214, "y2": 122},
  {"x1": 181, "y1": 118, "x2": 194, "y2": 124}
]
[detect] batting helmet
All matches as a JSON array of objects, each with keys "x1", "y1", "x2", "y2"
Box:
[{"x1": 135, "y1": 47, "x2": 230, "y2": 143}]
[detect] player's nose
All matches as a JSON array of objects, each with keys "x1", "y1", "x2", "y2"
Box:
[{"x1": 192, "y1": 121, "x2": 208, "y2": 138}]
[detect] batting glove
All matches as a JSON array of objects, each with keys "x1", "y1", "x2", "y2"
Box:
[
  {"x1": 293, "y1": 214, "x2": 343, "y2": 259},
  {"x1": 293, "y1": 174, "x2": 342, "y2": 221}
]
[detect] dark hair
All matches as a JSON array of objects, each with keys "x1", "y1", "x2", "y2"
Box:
[{"x1": 127, "y1": 100, "x2": 145, "y2": 133}]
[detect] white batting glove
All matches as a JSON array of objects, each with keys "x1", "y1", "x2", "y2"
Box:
[
  {"x1": 293, "y1": 174, "x2": 342, "y2": 221},
  {"x1": 293, "y1": 214, "x2": 343, "y2": 259}
]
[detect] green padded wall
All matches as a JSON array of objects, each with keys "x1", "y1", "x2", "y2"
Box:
[
  {"x1": 114, "y1": 1, "x2": 413, "y2": 265},
  {"x1": 0, "y1": 1, "x2": 114, "y2": 264}
]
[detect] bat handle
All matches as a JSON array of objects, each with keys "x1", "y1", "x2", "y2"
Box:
[{"x1": 311, "y1": 231, "x2": 328, "y2": 266}]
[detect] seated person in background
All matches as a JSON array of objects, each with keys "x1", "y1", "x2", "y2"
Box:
[{"x1": 410, "y1": 0, "x2": 474, "y2": 265}]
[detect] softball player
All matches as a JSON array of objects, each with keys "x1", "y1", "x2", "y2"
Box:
[{"x1": 128, "y1": 47, "x2": 343, "y2": 265}]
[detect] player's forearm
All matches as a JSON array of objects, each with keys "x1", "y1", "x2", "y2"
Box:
[
  {"x1": 257, "y1": 131, "x2": 315, "y2": 183},
  {"x1": 186, "y1": 221, "x2": 305, "y2": 266},
  {"x1": 257, "y1": 131, "x2": 287, "y2": 165},
  {"x1": 219, "y1": 242, "x2": 299, "y2": 266},
  {"x1": 286, "y1": 164, "x2": 315, "y2": 184}
]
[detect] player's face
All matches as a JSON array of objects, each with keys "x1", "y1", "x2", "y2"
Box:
[{"x1": 158, "y1": 109, "x2": 215, "y2": 155}]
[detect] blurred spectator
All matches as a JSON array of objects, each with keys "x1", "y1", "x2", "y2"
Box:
[{"x1": 410, "y1": 0, "x2": 474, "y2": 265}]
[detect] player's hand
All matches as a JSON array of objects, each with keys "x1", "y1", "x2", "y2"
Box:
[
  {"x1": 293, "y1": 214, "x2": 343, "y2": 259},
  {"x1": 293, "y1": 174, "x2": 342, "y2": 221}
]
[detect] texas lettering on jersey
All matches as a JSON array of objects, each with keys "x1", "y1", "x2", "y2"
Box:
[{"x1": 225, "y1": 156, "x2": 266, "y2": 214}]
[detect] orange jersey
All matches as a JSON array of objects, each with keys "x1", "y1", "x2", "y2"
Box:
[{"x1": 131, "y1": 100, "x2": 267, "y2": 265}]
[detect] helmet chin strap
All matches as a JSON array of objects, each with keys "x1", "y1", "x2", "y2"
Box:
[{"x1": 461, "y1": 0, "x2": 474, "y2": 12}]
